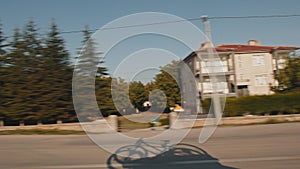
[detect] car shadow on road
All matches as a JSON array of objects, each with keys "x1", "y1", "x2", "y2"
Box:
[{"x1": 107, "y1": 139, "x2": 237, "y2": 169}]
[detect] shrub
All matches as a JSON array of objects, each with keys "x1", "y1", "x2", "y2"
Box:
[{"x1": 201, "y1": 92, "x2": 300, "y2": 117}]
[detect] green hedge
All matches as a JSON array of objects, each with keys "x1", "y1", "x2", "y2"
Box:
[{"x1": 202, "y1": 92, "x2": 300, "y2": 117}]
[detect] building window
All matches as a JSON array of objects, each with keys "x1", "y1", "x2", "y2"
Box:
[
  {"x1": 195, "y1": 61, "x2": 200, "y2": 70},
  {"x1": 238, "y1": 56, "x2": 242, "y2": 68},
  {"x1": 252, "y1": 55, "x2": 265, "y2": 66},
  {"x1": 203, "y1": 77, "x2": 210, "y2": 82},
  {"x1": 255, "y1": 75, "x2": 268, "y2": 86}
]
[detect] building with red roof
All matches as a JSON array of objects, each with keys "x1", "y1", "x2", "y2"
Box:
[{"x1": 184, "y1": 40, "x2": 299, "y2": 99}]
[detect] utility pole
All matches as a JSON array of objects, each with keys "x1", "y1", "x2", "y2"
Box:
[
  {"x1": 201, "y1": 15, "x2": 222, "y2": 122},
  {"x1": 201, "y1": 16, "x2": 212, "y2": 46}
]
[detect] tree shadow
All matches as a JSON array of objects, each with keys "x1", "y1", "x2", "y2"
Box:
[{"x1": 107, "y1": 139, "x2": 237, "y2": 169}]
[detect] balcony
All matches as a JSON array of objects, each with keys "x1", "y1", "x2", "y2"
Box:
[{"x1": 202, "y1": 92, "x2": 237, "y2": 99}]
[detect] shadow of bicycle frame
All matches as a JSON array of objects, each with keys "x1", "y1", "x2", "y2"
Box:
[{"x1": 107, "y1": 139, "x2": 237, "y2": 169}]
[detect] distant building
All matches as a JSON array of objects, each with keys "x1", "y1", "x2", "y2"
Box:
[{"x1": 183, "y1": 40, "x2": 299, "y2": 99}]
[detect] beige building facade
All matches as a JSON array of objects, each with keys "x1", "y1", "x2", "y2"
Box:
[{"x1": 184, "y1": 40, "x2": 298, "y2": 99}]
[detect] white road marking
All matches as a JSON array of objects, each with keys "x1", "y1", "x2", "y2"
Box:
[
  {"x1": 38, "y1": 156, "x2": 300, "y2": 168},
  {"x1": 221, "y1": 156, "x2": 300, "y2": 163}
]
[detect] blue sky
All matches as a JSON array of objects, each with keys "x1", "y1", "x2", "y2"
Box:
[{"x1": 1, "y1": 0, "x2": 300, "y2": 82}]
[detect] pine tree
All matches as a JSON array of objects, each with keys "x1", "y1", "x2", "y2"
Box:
[
  {"x1": 44, "y1": 19, "x2": 69, "y2": 63},
  {"x1": 23, "y1": 19, "x2": 41, "y2": 58},
  {"x1": 0, "y1": 19, "x2": 7, "y2": 69},
  {"x1": 76, "y1": 25, "x2": 108, "y2": 77},
  {"x1": 0, "y1": 20, "x2": 7, "y2": 58},
  {"x1": 0, "y1": 24, "x2": 38, "y2": 122},
  {"x1": 74, "y1": 25, "x2": 112, "y2": 120},
  {"x1": 96, "y1": 77, "x2": 118, "y2": 117},
  {"x1": 111, "y1": 78, "x2": 134, "y2": 115},
  {"x1": 0, "y1": 20, "x2": 8, "y2": 120},
  {"x1": 38, "y1": 19, "x2": 75, "y2": 122},
  {"x1": 0, "y1": 19, "x2": 76, "y2": 124}
]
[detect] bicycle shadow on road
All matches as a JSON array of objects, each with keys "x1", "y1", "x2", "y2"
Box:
[{"x1": 107, "y1": 139, "x2": 237, "y2": 169}]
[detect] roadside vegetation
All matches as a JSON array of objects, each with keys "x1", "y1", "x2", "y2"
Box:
[
  {"x1": 0, "y1": 19, "x2": 299, "y2": 128},
  {"x1": 202, "y1": 91, "x2": 300, "y2": 117},
  {"x1": 0, "y1": 129, "x2": 85, "y2": 135}
]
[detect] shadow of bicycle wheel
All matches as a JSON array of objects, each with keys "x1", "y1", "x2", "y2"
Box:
[{"x1": 107, "y1": 140, "x2": 237, "y2": 169}]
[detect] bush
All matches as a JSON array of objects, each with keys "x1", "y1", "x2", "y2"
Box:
[{"x1": 202, "y1": 92, "x2": 300, "y2": 117}]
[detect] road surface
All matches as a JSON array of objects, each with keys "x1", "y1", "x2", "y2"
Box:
[{"x1": 0, "y1": 123, "x2": 299, "y2": 169}]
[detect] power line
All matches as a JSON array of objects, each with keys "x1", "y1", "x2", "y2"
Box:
[
  {"x1": 59, "y1": 18, "x2": 198, "y2": 35},
  {"x1": 209, "y1": 14, "x2": 300, "y2": 20},
  {"x1": 59, "y1": 14, "x2": 300, "y2": 35},
  {"x1": 4, "y1": 14, "x2": 300, "y2": 38}
]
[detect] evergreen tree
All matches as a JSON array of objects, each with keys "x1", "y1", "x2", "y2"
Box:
[
  {"x1": 38, "y1": 19, "x2": 75, "y2": 122},
  {"x1": 9, "y1": 27, "x2": 24, "y2": 54},
  {"x1": 16, "y1": 19, "x2": 43, "y2": 122},
  {"x1": 76, "y1": 25, "x2": 108, "y2": 77},
  {"x1": 0, "y1": 20, "x2": 8, "y2": 120},
  {"x1": 22, "y1": 19, "x2": 41, "y2": 58},
  {"x1": 0, "y1": 21, "x2": 42, "y2": 122},
  {"x1": 74, "y1": 25, "x2": 111, "y2": 120},
  {"x1": 44, "y1": 19, "x2": 69, "y2": 63},
  {"x1": 111, "y1": 78, "x2": 134, "y2": 115},
  {"x1": 0, "y1": 19, "x2": 76, "y2": 124},
  {"x1": 0, "y1": 20, "x2": 7, "y2": 59},
  {"x1": 96, "y1": 77, "x2": 118, "y2": 117}
]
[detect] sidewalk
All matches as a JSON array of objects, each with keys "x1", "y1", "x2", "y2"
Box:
[{"x1": 0, "y1": 114, "x2": 299, "y2": 133}]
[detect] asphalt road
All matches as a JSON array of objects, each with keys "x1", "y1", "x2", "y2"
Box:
[{"x1": 0, "y1": 123, "x2": 299, "y2": 169}]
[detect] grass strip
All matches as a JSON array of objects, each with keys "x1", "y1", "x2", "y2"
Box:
[{"x1": 0, "y1": 129, "x2": 85, "y2": 135}]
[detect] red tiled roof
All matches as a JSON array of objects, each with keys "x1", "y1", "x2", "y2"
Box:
[{"x1": 196, "y1": 44, "x2": 299, "y2": 53}]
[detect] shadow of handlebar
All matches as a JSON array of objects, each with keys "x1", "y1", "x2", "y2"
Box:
[{"x1": 107, "y1": 139, "x2": 237, "y2": 169}]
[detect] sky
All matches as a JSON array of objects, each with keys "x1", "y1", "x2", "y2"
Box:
[{"x1": 1, "y1": 0, "x2": 300, "y2": 82}]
